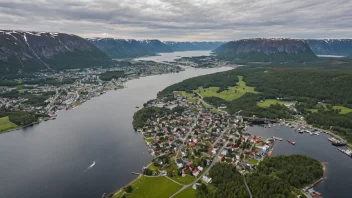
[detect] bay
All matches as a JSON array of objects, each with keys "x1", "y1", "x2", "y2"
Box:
[
  {"x1": 247, "y1": 125, "x2": 352, "y2": 198},
  {"x1": 0, "y1": 51, "x2": 231, "y2": 198}
]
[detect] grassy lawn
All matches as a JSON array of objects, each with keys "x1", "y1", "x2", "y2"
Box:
[
  {"x1": 175, "y1": 91, "x2": 198, "y2": 104},
  {"x1": 120, "y1": 176, "x2": 182, "y2": 198},
  {"x1": 145, "y1": 138, "x2": 153, "y2": 143},
  {"x1": 148, "y1": 163, "x2": 161, "y2": 172},
  {"x1": 257, "y1": 99, "x2": 288, "y2": 108},
  {"x1": 174, "y1": 185, "x2": 197, "y2": 198},
  {"x1": 308, "y1": 105, "x2": 352, "y2": 114},
  {"x1": 170, "y1": 175, "x2": 196, "y2": 185},
  {"x1": 308, "y1": 108, "x2": 318, "y2": 113},
  {"x1": 248, "y1": 159, "x2": 259, "y2": 165},
  {"x1": 0, "y1": 116, "x2": 18, "y2": 133},
  {"x1": 196, "y1": 76, "x2": 257, "y2": 101},
  {"x1": 333, "y1": 106, "x2": 352, "y2": 114}
]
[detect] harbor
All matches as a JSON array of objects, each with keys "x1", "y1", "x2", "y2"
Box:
[{"x1": 245, "y1": 123, "x2": 352, "y2": 198}]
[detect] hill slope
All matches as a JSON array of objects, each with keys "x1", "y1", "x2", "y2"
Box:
[
  {"x1": 305, "y1": 39, "x2": 352, "y2": 56},
  {"x1": 164, "y1": 41, "x2": 224, "y2": 51},
  {"x1": 87, "y1": 38, "x2": 172, "y2": 58},
  {"x1": 214, "y1": 38, "x2": 317, "y2": 63},
  {"x1": 0, "y1": 30, "x2": 111, "y2": 75}
]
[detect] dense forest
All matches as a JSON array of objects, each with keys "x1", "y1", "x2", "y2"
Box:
[
  {"x1": 234, "y1": 67, "x2": 352, "y2": 106},
  {"x1": 255, "y1": 155, "x2": 323, "y2": 188},
  {"x1": 99, "y1": 71, "x2": 125, "y2": 81},
  {"x1": 158, "y1": 70, "x2": 239, "y2": 98},
  {"x1": 0, "y1": 110, "x2": 42, "y2": 126},
  {"x1": 306, "y1": 110, "x2": 352, "y2": 142},
  {"x1": 246, "y1": 173, "x2": 297, "y2": 198},
  {"x1": 197, "y1": 155, "x2": 321, "y2": 198},
  {"x1": 196, "y1": 163, "x2": 249, "y2": 198}
]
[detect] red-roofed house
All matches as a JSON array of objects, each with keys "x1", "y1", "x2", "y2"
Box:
[{"x1": 192, "y1": 168, "x2": 199, "y2": 177}]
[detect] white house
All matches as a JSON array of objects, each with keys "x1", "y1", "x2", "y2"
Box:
[{"x1": 202, "y1": 176, "x2": 212, "y2": 183}]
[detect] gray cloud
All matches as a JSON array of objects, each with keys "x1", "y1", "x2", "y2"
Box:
[{"x1": 0, "y1": 0, "x2": 351, "y2": 41}]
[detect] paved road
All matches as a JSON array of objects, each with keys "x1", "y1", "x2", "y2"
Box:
[
  {"x1": 195, "y1": 92, "x2": 228, "y2": 114},
  {"x1": 169, "y1": 125, "x2": 232, "y2": 198},
  {"x1": 242, "y1": 175, "x2": 253, "y2": 198},
  {"x1": 174, "y1": 111, "x2": 201, "y2": 162}
]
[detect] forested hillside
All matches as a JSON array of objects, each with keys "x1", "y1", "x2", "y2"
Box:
[{"x1": 197, "y1": 156, "x2": 322, "y2": 198}]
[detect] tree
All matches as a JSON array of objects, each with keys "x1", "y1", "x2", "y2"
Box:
[
  {"x1": 240, "y1": 153, "x2": 244, "y2": 160},
  {"x1": 124, "y1": 185, "x2": 132, "y2": 193}
]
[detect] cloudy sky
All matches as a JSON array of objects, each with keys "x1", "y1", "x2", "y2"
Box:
[{"x1": 0, "y1": 0, "x2": 351, "y2": 41}]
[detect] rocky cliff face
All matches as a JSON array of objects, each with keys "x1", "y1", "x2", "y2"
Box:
[
  {"x1": 87, "y1": 38, "x2": 173, "y2": 58},
  {"x1": 0, "y1": 30, "x2": 111, "y2": 75},
  {"x1": 305, "y1": 39, "x2": 352, "y2": 56},
  {"x1": 214, "y1": 38, "x2": 317, "y2": 62},
  {"x1": 164, "y1": 41, "x2": 224, "y2": 51}
]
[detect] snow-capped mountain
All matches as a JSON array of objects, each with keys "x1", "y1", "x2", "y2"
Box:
[
  {"x1": 0, "y1": 30, "x2": 111, "y2": 75},
  {"x1": 305, "y1": 39, "x2": 352, "y2": 56},
  {"x1": 87, "y1": 38, "x2": 172, "y2": 58},
  {"x1": 214, "y1": 38, "x2": 317, "y2": 62}
]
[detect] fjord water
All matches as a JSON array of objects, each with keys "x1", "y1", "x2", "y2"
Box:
[
  {"x1": 247, "y1": 125, "x2": 352, "y2": 198},
  {"x1": 0, "y1": 51, "x2": 230, "y2": 198}
]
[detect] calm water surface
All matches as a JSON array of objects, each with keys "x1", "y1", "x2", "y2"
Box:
[
  {"x1": 247, "y1": 125, "x2": 352, "y2": 198},
  {"x1": 134, "y1": 50, "x2": 212, "y2": 62},
  {"x1": 0, "y1": 51, "x2": 231, "y2": 198}
]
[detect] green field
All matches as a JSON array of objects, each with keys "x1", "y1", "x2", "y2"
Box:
[
  {"x1": 0, "y1": 116, "x2": 18, "y2": 133},
  {"x1": 174, "y1": 185, "x2": 196, "y2": 198},
  {"x1": 170, "y1": 175, "x2": 196, "y2": 185},
  {"x1": 257, "y1": 99, "x2": 288, "y2": 108},
  {"x1": 174, "y1": 91, "x2": 198, "y2": 103},
  {"x1": 333, "y1": 106, "x2": 352, "y2": 114},
  {"x1": 196, "y1": 76, "x2": 257, "y2": 101},
  {"x1": 308, "y1": 105, "x2": 352, "y2": 114},
  {"x1": 248, "y1": 159, "x2": 259, "y2": 165},
  {"x1": 116, "y1": 176, "x2": 182, "y2": 198}
]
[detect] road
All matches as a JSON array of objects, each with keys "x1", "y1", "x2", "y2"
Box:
[
  {"x1": 174, "y1": 111, "x2": 201, "y2": 162},
  {"x1": 170, "y1": 125, "x2": 232, "y2": 198},
  {"x1": 195, "y1": 92, "x2": 228, "y2": 114},
  {"x1": 169, "y1": 140, "x2": 229, "y2": 198}
]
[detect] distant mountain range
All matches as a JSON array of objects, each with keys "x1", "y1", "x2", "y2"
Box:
[
  {"x1": 305, "y1": 39, "x2": 352, "y2": 56},
  {"x1": 87, "y1": 38, "x2": 173, "y2": 59},
  {"x1": 87, "y1": 38, "x2": 223, "y2": 59},
  {"x1": 0, "y1": 30, "x2": 111, "y2": 75},
  {"x1": 1, "y1": 28, "x2": 352, "y2": 75},
  {"x1": 163, "y1": 41, "x2": 224, "y2": 51},
  {"x1": 214, "y1": 38, "x2": 318, "y2": 62}
]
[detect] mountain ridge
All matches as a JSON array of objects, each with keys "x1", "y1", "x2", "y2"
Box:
[
  {"x1": 305, "y1": 39, "x2": 352, "y2": 56},
  {"x1": 214, "y1": 38, "x2": 318, "y2": 62},
  {"x1": 0, "y1": 30, "x2": 112, "y2": 75}
]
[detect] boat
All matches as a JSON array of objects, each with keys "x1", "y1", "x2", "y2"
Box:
[
  {"x1": 298, "y1": 129, "x2": 303, "y2": 134},
  {"x1": 328, "y1": 137, "x2": 347, "y2": 146},
  {"x1": 136, "y1": 106, "x2": 139, "y2": 108},
  {"x1": 337, "y1": 148, "x2": 352, "y2": 158},
  {"x1": 287, "y1": 140, "x2": 296, "y2": 145},
  {"x1": 273, "y1": 136, "x2": 283, "y2": 141}
]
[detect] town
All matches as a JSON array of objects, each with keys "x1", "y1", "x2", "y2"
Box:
[{"x1": 131, "y1": 91, "x2": 276, "y2": 197}]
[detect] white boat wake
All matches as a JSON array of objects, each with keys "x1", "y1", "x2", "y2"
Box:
[{"x1": 84, "y1": 161, "x2": 96, "y2": 172}]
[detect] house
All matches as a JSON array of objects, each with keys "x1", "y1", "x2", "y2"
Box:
[
  {"x1": 187, "y1": 161, "x2": 193, "y2": 166},
  {"x1": 192, "y1": 168, "x2": 199, "y2": 177},
  {"x1": 176, "y1": 159, "x2": 184, "y2": 168},
  {"x1": 202, "y1": 176, "x2": 212, "y2": 183},
  {"x1": 192, "y1": 183, "x2": 201, "y2": 190},
  {"x1": 197, "y1": 166, "x2": 204, "y2": 172}
]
